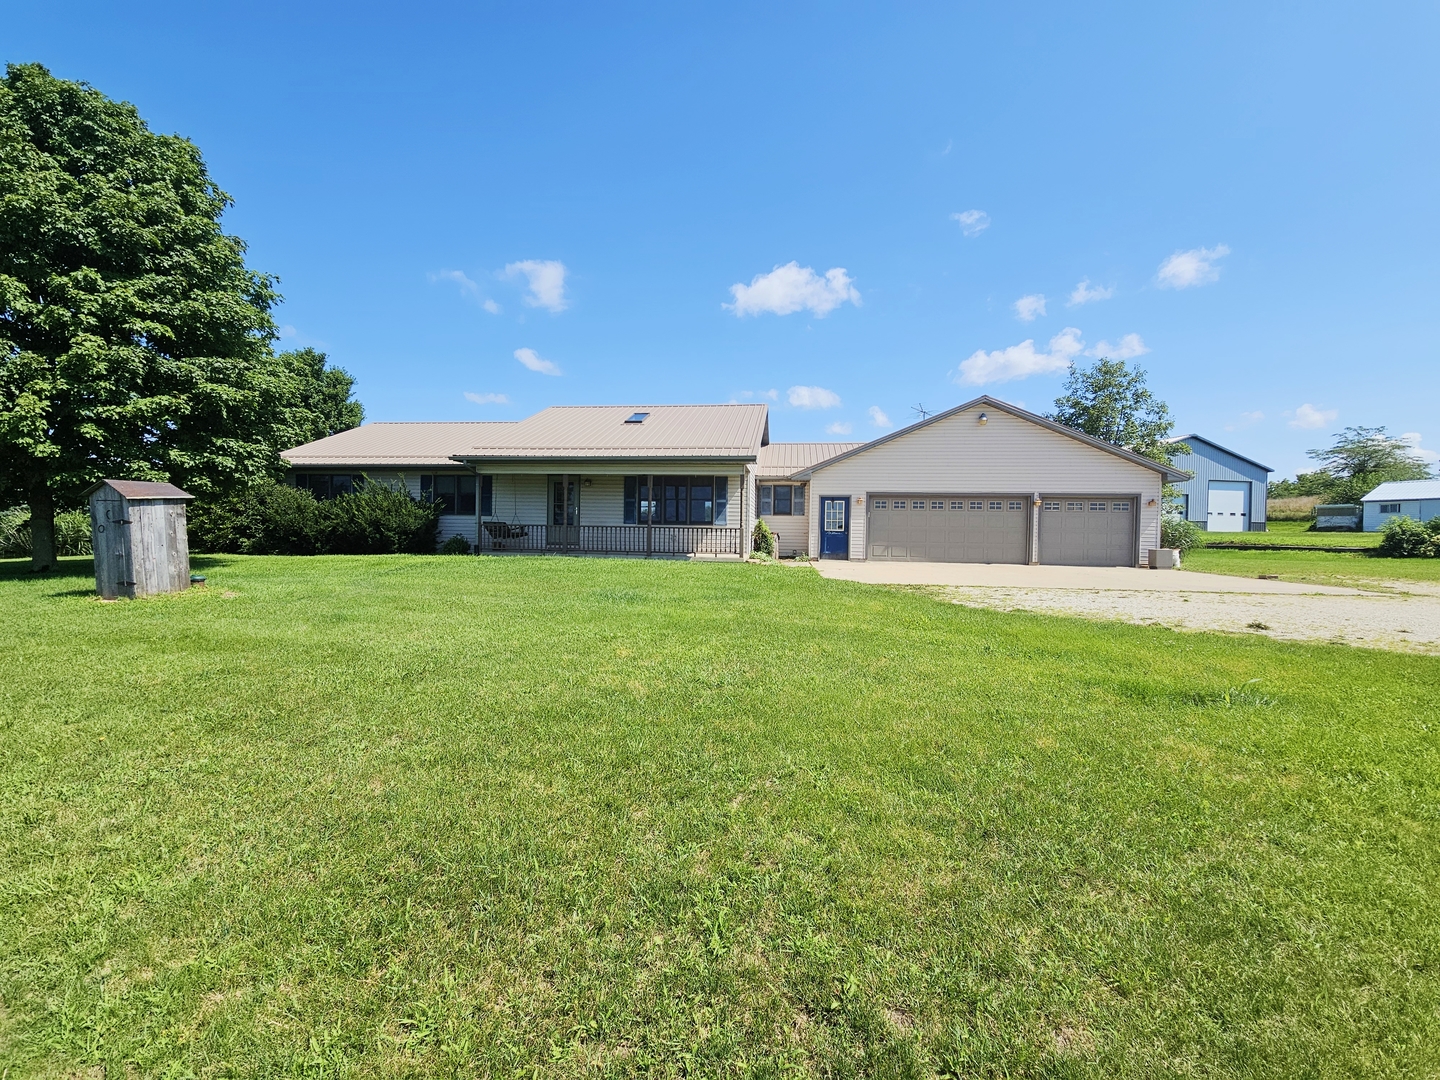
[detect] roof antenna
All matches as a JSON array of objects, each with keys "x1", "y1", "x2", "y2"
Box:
[{"x1": 911, "y1": 403, "x2": 932, "y2": 420}]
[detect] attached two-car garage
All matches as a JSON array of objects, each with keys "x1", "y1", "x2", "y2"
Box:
[
  {"x1": 798, "y1": 397, "x2": 1181, "y2": 567},
  {"x1": 864, "y1": 493, "x2": 1138, "y2": 566}
]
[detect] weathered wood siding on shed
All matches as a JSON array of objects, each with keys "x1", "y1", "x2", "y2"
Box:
[
  {"x1": 805, "y1": 404, "x2": 1163, "y2": 561},
  {"x1": 90, "y1": 489, "x2": 132, "y2": 599},
  {"x1": 89, "y1": 490, "x2": 190, "y2": 598}
]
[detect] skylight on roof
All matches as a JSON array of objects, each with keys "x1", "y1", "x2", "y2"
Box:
[{"x1": 624, "y1": 412, "x2": 650, "y2": 424}]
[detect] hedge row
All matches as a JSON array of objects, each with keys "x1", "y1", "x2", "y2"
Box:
[{"x1": 189, "y1": 481, "x2": 441, "y2": 555}]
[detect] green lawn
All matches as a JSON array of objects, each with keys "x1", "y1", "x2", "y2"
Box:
[
  {"x1": 1204, "y1": 521, "x2": 1381, "y2": 549},
  {"x1": 2, "y1": 555, "x2": 1438, "y2": 1078},
  {"x1": 1184, "y1": 546, "x2": 1440, "y2": 588}
]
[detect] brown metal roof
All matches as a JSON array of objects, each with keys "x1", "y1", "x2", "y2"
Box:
[
  {"x1": 756, "y1": 442, "x2": 864, "y2": 478},
  {"x1": 86, "y1": 479, "x2": 194, "y2": 500},
  {"x1": 455, "y1": 404, "x2": 770, "y2": 461},
  {"x1": 281, "y1": 422, "x2": 518, "y2": 468}
]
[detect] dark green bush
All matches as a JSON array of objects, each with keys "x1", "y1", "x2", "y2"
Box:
[
  {"x1": 190, "y1": 480, "x2": 439, "y2": 555},
  {"x1": 323, "y1": 482, "x2": 439, "y2": 554},
  {"x1": 751, "y1": 519, "x2": 776, "y2": 557},
  {"x1": 1378, "y1": 515, "x2": 1439, "y2": 558},
  {"x1": 438, "y1": 534, "x2": 471, "y2": 555}
]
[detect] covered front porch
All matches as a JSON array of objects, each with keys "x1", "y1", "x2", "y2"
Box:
[{"x1": 475, "y1": 470, "x2": 748, "y2": 557}]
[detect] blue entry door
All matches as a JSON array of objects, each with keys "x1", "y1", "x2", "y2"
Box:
[{"x1": 820, "y1": 496, "x2": 850, "y2": 558}]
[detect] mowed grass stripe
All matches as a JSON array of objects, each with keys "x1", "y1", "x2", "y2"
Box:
[{"x1": 1, "y1": 554, "x2": 1437, "y2": 1078}]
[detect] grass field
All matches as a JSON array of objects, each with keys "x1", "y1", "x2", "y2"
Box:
[
  {"x1": 2, "y1": 555, "x2": 1439, "y2": 1078},
  {"x1": 1184, "y1": 547, "x2": 1440, "y2": 588},
  {"x1": 1203, "y1": 521, "x2": 1381, "y2": 549}
]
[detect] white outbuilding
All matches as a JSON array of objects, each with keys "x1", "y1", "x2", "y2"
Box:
[{"x1": 1360, "y1": 479, "x2": 1440, "y2": 531}]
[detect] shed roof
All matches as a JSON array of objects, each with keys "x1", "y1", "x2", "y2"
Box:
[
  {"x1": 795, "y1": 396, "x2": 1191, "y2": 483},
  {"x1": 282, "y1": 422, "x2": 518, "y2": 468},
  {"x1": 454, "y1": 404, "x2": 770, "y2": 461},
  {"x1": 1361, "y1": 478, "x2": 1440, "y2": 502},
  {"x1": 85, "y1": 479, "x2": 195, "y2": 500},
  {"x1": 1166, "y1": 434, "x2": 1273, "y2": 473},
  {"x1": 756, "y1": 441, "x2": 864, "y2": 478}
]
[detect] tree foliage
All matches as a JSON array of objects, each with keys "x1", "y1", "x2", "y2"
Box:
[
  {"x1": 0, "y1": 64, "x2": 360, "y2": 569},
  {"x1": 1270, "y1": 427, "x2": 1432, "y2": 505},
  {"x1": 1048, "y1": 358, "x2": 1183, "y2": 465}
]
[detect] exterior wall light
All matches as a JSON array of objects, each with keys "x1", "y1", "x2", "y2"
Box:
[{"x1": 977, "y1": 412, "x2": 988, "y2": 425}]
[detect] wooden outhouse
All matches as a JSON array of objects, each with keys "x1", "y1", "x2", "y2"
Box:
[{"x1": 86, "y1": 480, "x2": 196, "y2": 599}]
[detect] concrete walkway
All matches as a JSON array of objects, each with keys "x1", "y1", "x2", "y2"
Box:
[{"x1": 812, "y1": 560, "x2": 1365, "y2": 595}]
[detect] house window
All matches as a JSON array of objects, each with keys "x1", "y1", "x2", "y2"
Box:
[
  {"x1": 421, "y1": 474, "x2": 477, "y2": 515},
  {"x1": 296, "y1": 474, "x2": 362, "y2": 499},
  {"x1": 1380, "y1": 503, "x2": 1401, "y2": 514},
  {"x1": 627, "y1": 476, "x2": 727, "y2": 524},
  {"x1": 759, "y1": 485, "x2": 772, "y2": 515},
  {"x1": 774, "y1": 485, "x2": 793, "y2": 515}
]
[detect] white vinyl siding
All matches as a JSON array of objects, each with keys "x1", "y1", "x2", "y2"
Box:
[
  {"x1": 805, "y1": 406, "x2": 1163, "y2": 563},
  {"x1": 762, "y1": 513, "x2": 811, "y2": 557}
]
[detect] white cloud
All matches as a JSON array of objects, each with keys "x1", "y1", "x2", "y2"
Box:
[
  {"x1": 1288, "y1": 403, "x2": 1337, "y2": 430},
  {"x1": 763, "y1": 388, "x2": 779, "y2": 401},
  {"x1": 1068, "y1": 279, "x2": 1114, "y2": 306},
  {"x1": 430, "y1": 269, "x2": 481, "y2": 297},
  {"x1": 868, "y1": 405, "x2": 891, "y2": 428},
  {"x1": 1241, "y1": 410, "x2": 1265, "y2": 424},
  {"x1": 788, "y1": 385, "x2": 842, "y2": 409},
  {"x1": 464, "y1": 391, "x2": 509, "y2": 405},
  {"x1": 951, "y1": 209, "x2": 990, "y2": 236},
  {"x1": 726, "y1": 263, "x2": 861, "y2": 318},
  {"x1": 1013, "y1": 294, "x2": 1047, "y2": 322},
  {"x1": 514, "y1": 347, "x2": 561, "y2": 376},
  {"x1": 1085, "y1": 333, "x2": 1149, "y2": 360},
  {"x1": 430, "y1": 269, "x2": 503, "y2": 314},
  {"x1": 504, "y1": 260, "x2": 569, "y2": 312},
  {"x1": 1157, "y1": 244, "x2": 1230, "y2": 289},
  {"x1": 1401, "y1": 432, "x2": 1440, "y2": 465},
  {"x1": 955, "y1": 327, "x2": 1085, "y2": 386},
  {"x1": 825, "y1": 421, "x2": 853, "y2": 435}
]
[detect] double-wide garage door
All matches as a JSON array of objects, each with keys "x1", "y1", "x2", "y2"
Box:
[
  {"x1": 867, "y1": 493, "x2": 1137, "y2": 566},
  {"x1": 867, "y1": 495, "x2": 1030, "y2": 563}
]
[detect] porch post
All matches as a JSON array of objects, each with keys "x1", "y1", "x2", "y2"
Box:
[{"x1": 646, "y1": 474, "x2": 654, "y2": 557}]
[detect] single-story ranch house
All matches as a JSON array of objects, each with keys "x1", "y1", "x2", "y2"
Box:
[
  {"x1": 281, "y1": 396, "x2": 1187, "y2": 566},
  {"x1": 1360, "y1": 479, "x2": 1440, "y2": 531}
]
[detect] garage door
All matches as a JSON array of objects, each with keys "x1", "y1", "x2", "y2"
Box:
[
  {"x1": 867, "y1": 495, "x2": 1029, "y2": 563},
  {"x1": 1038, "y1": 497, "x2": 1137, "y2": 566}
]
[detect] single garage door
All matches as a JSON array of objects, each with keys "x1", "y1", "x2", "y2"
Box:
[
  {"x1": 868, "y1": 495, "x2": 1029, "y2": 563},
  {"x1": 1038, "y1": 497, "x2": 1137, "y2": 566}
]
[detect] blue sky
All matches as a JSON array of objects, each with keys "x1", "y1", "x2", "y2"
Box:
[{"x1": 10, "y1": 3, "x2": 1440, "y2": 478}]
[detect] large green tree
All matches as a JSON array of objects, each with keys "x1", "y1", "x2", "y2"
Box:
[
  {"x1": 0, "y1": 63, "x2": 357, "y2": 571},
  {"x1": 1048, "y1": 357, "x2": 1184, "y2": 465},
  {"x1": 1299, "y1": 425, "x2": 1432, "y2": 504}
]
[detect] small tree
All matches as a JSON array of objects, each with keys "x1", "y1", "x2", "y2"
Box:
[{"x1": 1048, "y1": 358, "x2": 1184, "y2": 465}]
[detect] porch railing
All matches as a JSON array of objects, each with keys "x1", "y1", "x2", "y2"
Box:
[{"x1": 478, "y1": 522, "x2": 742, "y2": 556}]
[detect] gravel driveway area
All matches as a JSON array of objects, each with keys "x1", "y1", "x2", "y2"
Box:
[
  {"x1": 937, "y1": 578, "x2": 1440, "y2": 654},
  {"x1": 811, "y1": 561, "x2": 1440, "y2": 654}
]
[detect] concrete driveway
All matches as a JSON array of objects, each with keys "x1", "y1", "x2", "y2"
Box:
[
  {"x1": 811, "y1": 561, "x2": 1440, "y2": 654},
  {"x1": 813, "y1": 560, "x2": 1363, "y2": 594}
]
